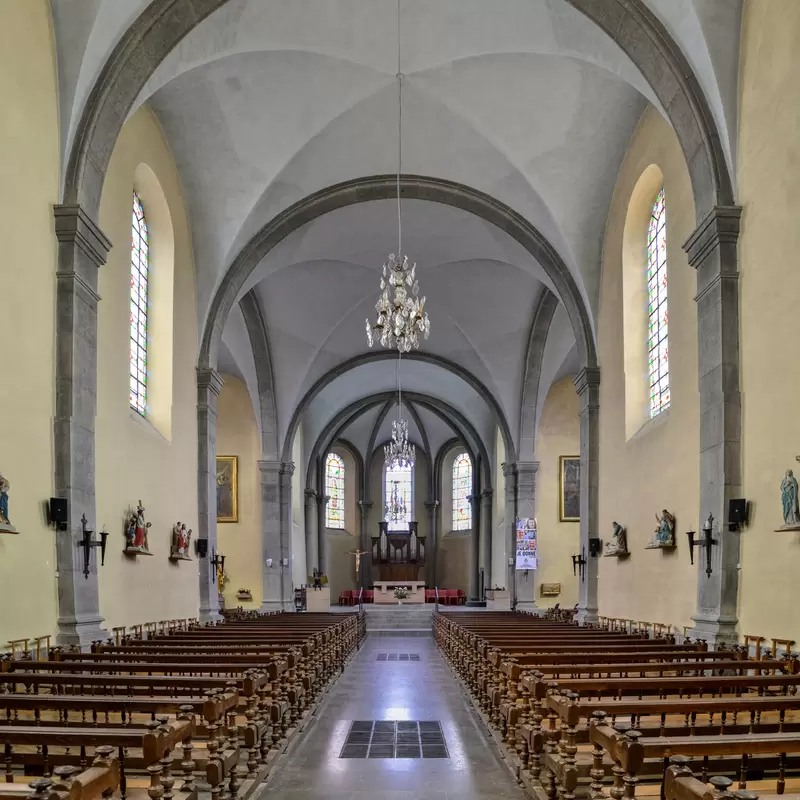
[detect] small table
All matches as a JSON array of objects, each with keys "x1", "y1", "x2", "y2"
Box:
[{"x1": 374, "y1": 580, "x2": 426, "y2": 604}]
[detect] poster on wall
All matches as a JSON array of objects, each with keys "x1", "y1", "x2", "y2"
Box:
[{"x1": 516, "y1": 517, "x2": 537, "y2": 570}]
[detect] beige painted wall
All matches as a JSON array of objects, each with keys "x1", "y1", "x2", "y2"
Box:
[
  {"x1": 437, "y1": 443, "x2": 472, "y2": 592},
  {"x1": 95, "y1": 106, "x2": 200, "y2": 628},
  {"x1": 535, "y1": 378, "x2": 580, "y2": 608},
  {"x1": 493, "y1": 430, "x2": 508, "y2": 589},
  {"x1": 597, "y1": 105, "x2": 699, "y2": 631},
  {"x1": 737, "y1": 0, "x2": 800, "y2": 643},
  {"x1": 0, "y1": 0, "x2": 60, "y2": 643},
  {"x1": 216, "y1": 376, "x2": 263, "y2": 610}
]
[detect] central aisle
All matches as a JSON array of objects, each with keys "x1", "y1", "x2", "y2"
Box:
[{"x1": 262, "y1": 635, "x2": 526, "y2": 800}]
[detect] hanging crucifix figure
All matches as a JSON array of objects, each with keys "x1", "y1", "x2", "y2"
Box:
[{"x1": 347, "y1": 549, "x2": 367, "y2": 582}]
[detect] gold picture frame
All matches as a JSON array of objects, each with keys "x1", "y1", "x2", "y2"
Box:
[
  {"x1": 216, "y1": 456, "x2": 238, "y2": 523},
  {"x1": 559, "y1": 455, "x2": 580, "y2": 522}
]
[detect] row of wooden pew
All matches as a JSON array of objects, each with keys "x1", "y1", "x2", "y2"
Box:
[
  {"x1": 434, "y1": 610, "x2": 800, "y2": 800},
  {"x1": 1, "y1": 611, "x2": 365, "y2": 800}
]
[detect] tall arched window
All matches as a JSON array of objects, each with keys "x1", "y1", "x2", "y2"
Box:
[
  {"x1": 452, "y1": 452, "x2": 472, "y2": 530},
  {"x1": 325, "y1": 453, "x2": 345, "y2": 529},
  {"x1": 647, "y1": 188, "x2": 669, "y2": 417},
  {"x1": 130, "y1": 192, "x2": 149, "y2": 415},
  {"x1": 385, "y1": 461, "x2": 413, "y2": 532}
]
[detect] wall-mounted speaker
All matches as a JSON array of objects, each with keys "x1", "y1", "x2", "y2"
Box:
[
  {"x1": 728, "y1": 498, "x2": 748, "y2": 530},
  {"x1": 49, "y1": 497, "x2": 68, "y2": 530},
  {"x1": 195, "y1": 539, "x2": 209, "y2": 558}
]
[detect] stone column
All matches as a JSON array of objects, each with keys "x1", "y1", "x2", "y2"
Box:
[
  {"x1": 466, "y1": 494, "x2": 482, "y2": 605},
  {"x1": 515, "y1": 462, "x2": 539, "y2": 608},
  {"x1": 53, "y1": 205, "x2": 112, "y2": 647},
  {"x1": 425, "y1": 500, "x2": 439, "y2": 587},
  {"x1": 574, "y1": 367, "x2": 600, "y2": 625},
  {"x1": 259, "y1": 460, "x2": 294, "y2": 612},
  {"x1": 358, "y1": 500, "x2": 373, "y2": 589},
  {"x1": 197, "y1": 368, "x2": 225, "y2": 623},
  {"x1": 502, "y1": 463, "x2": 517, "y2": 608},
  {"x1": 317, "y1": 494, "x2": 330, "y2": 575},
  {"x1": 480, "y1": 489, "x2": 493, "y2": 598},
  {"x1": 304, "y1": 490, "x2": 319, "y2": 574},
  {"x1": 684, "y1": 206, "x2": 743, "y2": 645}
]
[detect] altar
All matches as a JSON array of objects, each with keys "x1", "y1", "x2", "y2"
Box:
[{"x1": 374, "y1": 580, "x2": 426, "y2": 604}]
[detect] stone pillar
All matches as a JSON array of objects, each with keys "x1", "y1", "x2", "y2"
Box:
[
  {"x1": 358, "y1": 500, "x2": 373, "y2": 589},
  {"x1": 197, "y1": 368, "x2": 225, "y2": 623},
  {"x1": 53, "y1": 205, "x2": 112, "y2": 647},
  {"x1": 480, "y1": 489, "x2": 493, "y2": 597},
  {"x1": 684, "y1": 206, "x2": 743, "y2": 645},
  {"x1": 502, "y1": 463, "x2": 517, "y2": 608},
  {"x1": 259, "y1": 461, "x2": 294, "y2": 612},
  {"x1": 466, "y1": 494, "x2": 482, "y2": 605},
  {"x1": 515, "y1": 463, "x2": 539, "y2": 608},
  {"x1": 317, "y1": 494, "x2": 329, "y2": 575},
  {"x1": 304, "y1": 490, "x2": 319, "y2": 574},
  {"x1": 425, "y1": 500, "x2": 439, "y2": 587},
  {"x1": 574, "y1": 368, "x2": 600, "y2": 625}
]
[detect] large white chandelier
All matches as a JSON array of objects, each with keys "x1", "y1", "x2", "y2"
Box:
[{"x1": 385, "y1": 418, "x2": 415, "y2": 468}]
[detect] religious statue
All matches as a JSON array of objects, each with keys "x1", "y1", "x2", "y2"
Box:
[
  {"x1": 604, "y1": 521, "x2": 628, "y2": 556},
  {"x1": 0, "y1": 472, "x2": 14, "y2": 532},
  {"x1": 217, "y1": 561, "x2": 228, "y2": 594},
  {"x1": 124, "y1": 501, "x2": 152, "y2": 553},
  {"x1": 646, "y1": 509, "x2": 676, "y2": 548},
  {"x1": 780, "y1": 469, "x2": 800, "y2": 528},
  {"x1": 347, "y1": 549, "x2": 367, "y2": 582},
  {"x1": 170, "y1": 522, "x2": 192, "y2": 560}
]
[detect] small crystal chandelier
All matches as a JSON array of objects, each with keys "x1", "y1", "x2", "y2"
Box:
[
  {"x1": 385, "y1": 480, "x2": 408, "y2": 524},
  {"x1": 385, "y1": 418, "x2": 415, "y2": 469}
]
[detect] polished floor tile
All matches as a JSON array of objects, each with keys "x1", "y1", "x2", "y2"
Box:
[{"x1": 260, "y1": 637, "x2": 525, "y2": 799}]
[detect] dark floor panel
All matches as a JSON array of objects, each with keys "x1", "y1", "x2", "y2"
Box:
[{"x1": 339, "y1": 720, "x2": 449, "y2": 759}]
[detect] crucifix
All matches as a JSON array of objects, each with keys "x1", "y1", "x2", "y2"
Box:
[{"x1": 347, "y1": 549, "x2": 367, "y2": 582}]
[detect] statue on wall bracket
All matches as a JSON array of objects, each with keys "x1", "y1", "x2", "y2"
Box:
[
  {"x1": 645, "y1": 509, "x2": 676, "y2": 549},
  {"x1": 776, "y1": 469, "x2": 800, "y2": 531},
  {"x1": 169, "y1": 522, "x2": 192, "y2": 561},
  {"x1": 604, "y1": 521, "x2": 629, "y2": 557},
  {"x1": 124, "y1": 501, "x2": 153, "y2": 555},
  {"x1": 0, "y1": 472, "x2": 18, "y2": 534}
]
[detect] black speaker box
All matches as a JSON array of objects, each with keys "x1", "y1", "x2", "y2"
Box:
[
  {"x1": 49, "y1": 497, "x2": 68, "y2": 525},
  {"x1": 195, "y1": 539, "x2": 209, "y2": 558},
  {"x1": 728, "y1": 498, "x2": 748, "y2": 529}
]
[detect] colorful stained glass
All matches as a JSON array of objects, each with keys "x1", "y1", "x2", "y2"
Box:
[
  {"x1": 647, "y1": 188, "x2": 670, "y2": 416},
  {"x1": 325, "y1": 453, "x2": 345, "y2": 529},
  {"x1": 385, "y1": 461, "x2": 412, "y2": 531},
  {"x1": 453, "y1": 452, "x2": 472, "y2": 530},
  {"x1": 130, "y1": 193, "x2": 149, "y2": 416}
]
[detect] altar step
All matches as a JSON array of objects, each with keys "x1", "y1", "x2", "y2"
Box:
[{"x1": 364, "y1": 604, "x2": 433, "y2": 636}]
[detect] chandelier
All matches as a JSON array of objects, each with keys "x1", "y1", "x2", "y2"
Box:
[
  {"x1": 384, "y1": 418, "x2": 415, "y2": 468},
  {"x1": 385, "y1": 480, "x2": 408, "y2": 525}
]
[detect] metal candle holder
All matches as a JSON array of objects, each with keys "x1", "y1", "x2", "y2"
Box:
[
  {"x1": 79, "y1": 514, "x2": 108, "y2": 580},
  {"x1": 572, "y1": 548, "x2": 587, "y2": 582},
  {"x1": 686, "y1": 513, "x2": 718, "y2": 578}
]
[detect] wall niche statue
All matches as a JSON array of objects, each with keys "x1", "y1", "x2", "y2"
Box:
[
  {"x1": 124, "y1": 501, "x2": 153, "y2": 556},
  {"x1": 776, "y1": 469, "x2": 800, "y2": 531},
  {"x1": 169, "y1": 522, "x2": 192, "y2": 561},
  {"x1": 0, "y1": 472, "x2": 18, "y2": 534},
  {"x1": 645, "y1": 509, "x2": 676, "y2": 549},
  {"x1": 604, "y1": 521, "x2": 629, "y2": 557}
]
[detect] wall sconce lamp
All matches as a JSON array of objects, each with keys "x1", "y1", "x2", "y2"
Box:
[
  {"x1": 686, "y1": 513, "x2": 718, "y2": 578},
  {"x1": 210, "y1": 549, "x2": 225, "y2": 577},
  {"x1": 589, "y1": 537, "x2": 603, "y2": 558},
  {"x1": 79, "y1": 514, "x2": 108, "y2": 580},
  {"x1": 572, "y1": 548, "x2": 587, "y2": 582}
]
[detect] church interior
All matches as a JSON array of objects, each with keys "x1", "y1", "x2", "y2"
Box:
[{"x1": 2, "y1": 1, "x2": 800, "y2": 798}]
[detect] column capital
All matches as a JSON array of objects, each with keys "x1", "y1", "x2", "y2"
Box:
[
  {"x1": 515, "y1": 461, "x2": 539, "y2": 476},
  {"x1": 480, "y1": 488, "x2": 493, "y2": 500},
  {"x1": 573, "y1": 367, "x2": 601, "y2": 395},
  {"x1": 424, "y1": 500, "x2": 440, "y2": 511},
  {"x1": 305, "y1": 489, "x2": 318, "y2": 502},
  {"x1": 54, "y1": 204, "x2": 112, "y2": 267},
  {"x1": 358, "y1": 500, "x2": 373, "y2": 511},
  {"x1": 318, "y1": 494, "x2": 330, "y2": 506},
  {"x1": 501, "y1": 461, "x2": 517, "y2": 479},
  {"x1": 683, "y1": 205, "x2": 742, "y2": 269},
  {"x1": 197, "y1": 368, "x2": 224, "y2": 397}
]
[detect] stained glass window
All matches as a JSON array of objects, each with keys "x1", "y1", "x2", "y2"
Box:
[
  {"x1": 130, "y1": 192, "x2": 149, "y2": 415},
  {"x1": 453, "y1": 452, "x2": 472, "y2": 530},
  {"x1": 385, "y1": 461, "x2": 413, "y2": 532},
  {"x1": 325, "y1": 453, "x2": 345, "y2": 529},
  {"x1": 647, "y1": 188, "x2": 670, "y2": 417}
]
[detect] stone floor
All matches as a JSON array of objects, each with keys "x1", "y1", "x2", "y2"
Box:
[{"x1": 259, "y1": 635, "x2": 526, "y2": 800}]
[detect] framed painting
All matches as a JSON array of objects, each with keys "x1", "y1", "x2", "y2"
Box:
[
  {"x1": 559, "y1": 456, "x2": 580, "y2": 522},
  {"x1": 216, "y1": 456, "x2": 238, "y2": 523}
]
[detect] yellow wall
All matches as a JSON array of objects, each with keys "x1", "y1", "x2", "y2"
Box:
[
  {"x1": 597, "y1": 105, "x2": 699, "y2": 632},
  {"x1": 95, "y1": 106, "x2": 199, "y2": 629},
  {"x1": 216, "y1": 376, "x2": 263, "y2": 610},
  {"x1": 0, "y1": 0, "x2": 60, "y2": 643},
  {"x1": 535, "y1": 378, "x2": 580, "y2": 609},
  {"x1": 737, "y1": 0, "x2": 800, "y2": 643}
]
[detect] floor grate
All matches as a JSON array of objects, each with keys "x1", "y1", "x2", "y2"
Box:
[
  {"x1": 339, "y1": 721, "x2": 448, "y2": 759},
  {"x1": 376, "y1": 653, "x2": 421, "y2": 661}
]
